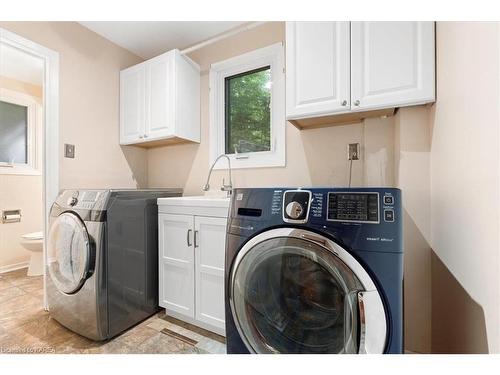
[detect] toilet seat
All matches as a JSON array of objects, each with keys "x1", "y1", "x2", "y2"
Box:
[{"x1": 22, "y1": 231, "x2": 43, "y2": 241}]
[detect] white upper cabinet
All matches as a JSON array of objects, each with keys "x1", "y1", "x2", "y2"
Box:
[
  {"x1": 145, "y1": 54, "x2": 173, "y2": 139},
  {"x1": 285, "y1": 21, "x2": 435, "y2": 123},
  {"x1": 350, "y1": 22, "x2": 435, "y2": 111},
  {"x1": 120, "y1": 49, "x2": 200, "y2": 147},
  {"x1": 120, "y1": 65, "x2": 145, "y2": 143},
  {"x1": 286, "y1": 22, "x2": 350, "y2": 118}
]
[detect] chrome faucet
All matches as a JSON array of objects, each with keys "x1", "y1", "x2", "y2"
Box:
[{"x1": 203, "y1": 154, "x2": 233, "y2": 195}]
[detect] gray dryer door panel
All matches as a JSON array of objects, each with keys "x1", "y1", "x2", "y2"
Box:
[
  {"x1": 46, "y1": 216, "x2": 107, "y2": 341},
  {"x1": 47, "y1": 212, "x2": 94, "y2": 294}
]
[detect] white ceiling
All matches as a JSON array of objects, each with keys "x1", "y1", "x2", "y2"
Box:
[
  {"x1": 79, "y1": 21, "x2": 248, "y2": 59},
  {"x1": 0, "y1": 42, "x2": 44, "y2": 86}
]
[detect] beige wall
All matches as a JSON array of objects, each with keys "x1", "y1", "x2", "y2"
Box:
[
  {"x1": 0, "y1": 77, "x2": 43, "y2": 270},
  {"x1": 0, "y1": 22, "x2": 148, "y2": 190},
  {"x1": 430, "y1": 22, "x2": 500, "y2": 353},
  {"x1": 395, "y1": 106, "x2": 433, "y2": 353},
  {"x1": 0, "y1": 76, "x2": 43, "y2": 101}
]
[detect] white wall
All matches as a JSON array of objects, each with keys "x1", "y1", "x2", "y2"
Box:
[{"x1": 430, "y1": 22, "x2": 500, "y2": 353}]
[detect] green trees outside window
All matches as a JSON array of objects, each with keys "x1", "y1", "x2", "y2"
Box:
[{"x1": 224, "y1": 66, "x2": 271, "y2": 154}]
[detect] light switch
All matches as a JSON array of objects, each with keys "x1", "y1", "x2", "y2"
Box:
[{"x1": 65, "y1": 144, "x2": 75, "y2": 158}]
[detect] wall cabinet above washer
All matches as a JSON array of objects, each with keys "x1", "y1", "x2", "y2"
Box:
[
  {"x1": 120, "y1": 49, "x2": 200, "y2": 147},
  {"x1": 286, "y1": 22, "x2": 435, "y2": 129}
]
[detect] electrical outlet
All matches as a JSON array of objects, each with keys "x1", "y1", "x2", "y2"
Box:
[
  {"x1": 348, "y1": 143, "x2": 360, "y2": 160},
  {"x1": 64, "y1": 144, "x2": 75, "y2": 158}
]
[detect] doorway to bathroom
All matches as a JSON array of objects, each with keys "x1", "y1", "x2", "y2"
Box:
[{"x1": 0, "y1": 28, "x2": 59, "y2": 309}]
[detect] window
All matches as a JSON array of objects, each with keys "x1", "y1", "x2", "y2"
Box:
[
  {"x1": 0, "y1": 100, "x2": 28, "y2": 164},
  {"x1": 0, "y1": 89, "x2": 40, "y2": 175},
  {"x1": 210, "y1": 43, "x2": 285, "y2": 169}
]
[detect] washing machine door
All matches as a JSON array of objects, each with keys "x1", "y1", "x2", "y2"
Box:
[
  {"x1": 47, "y1": 212, "x2": 94, "y2": 294},
  {"x1": 229, "y1": 227, "x2": 387, "y2": 354}
]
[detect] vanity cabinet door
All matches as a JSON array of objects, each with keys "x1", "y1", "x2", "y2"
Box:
[
  {"x1": 194, "y1": 216, "x2": 226, "y2": 335},
  {"x1": 158, "y1": 213, "x2": 195, "y2": 319}
]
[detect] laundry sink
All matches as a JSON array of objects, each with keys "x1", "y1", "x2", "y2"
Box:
[
  {"x1": 157, "y1": 193, "x2": 230, "y2": 219},
  {"x1": 157, "y1": 194, "x2": 230, "y2": 207}
]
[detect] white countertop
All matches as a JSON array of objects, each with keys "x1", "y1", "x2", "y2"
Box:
[{"x1": 157, "y1": 195, "x2": 231, "y2": 208}]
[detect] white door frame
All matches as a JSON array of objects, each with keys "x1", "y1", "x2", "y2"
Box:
[{"x1": 0, "y1": 28, "x2": 59, "y2": 309}]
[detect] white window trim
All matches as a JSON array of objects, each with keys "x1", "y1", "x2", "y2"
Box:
[
  {"x1": 209, "y1": 42, "x2": 286, "y2": 170},
  {"x1": 0, "y1": 88, "x2": 41, "y2": 175}
]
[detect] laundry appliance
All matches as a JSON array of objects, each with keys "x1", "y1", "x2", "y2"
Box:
[
  {"x1": 225, "y1": 187, "x2": 403, "y2": 354},
  {"x1": 46, "y1": 189, "x2": 182, "y2": 340}
]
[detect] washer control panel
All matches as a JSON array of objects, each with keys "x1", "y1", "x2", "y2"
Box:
[
  {"x1": 327, "y1": 192, "x2": 380, "y2": 223},
  {"x1": 283, "y1": 190, "x2": 311, "y2": 223}
]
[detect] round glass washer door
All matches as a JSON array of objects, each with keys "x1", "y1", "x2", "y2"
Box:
[
  {"x1": 48, "y1": 212, "x2": 93, "y2": 294},
  {"x1": 229, "y1": 228, "x2": 386, "y2": 354}
]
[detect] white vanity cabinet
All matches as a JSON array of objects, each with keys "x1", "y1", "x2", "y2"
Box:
[
  {"x1": 157, "y1": 197, "x2": 229, "y2": 336},
  {"x1": 286, "y1": 21, "x2": 435, "y2": 126},
  {"x1": 120, "y1": 49, "x2": 200, "y2": 147}
]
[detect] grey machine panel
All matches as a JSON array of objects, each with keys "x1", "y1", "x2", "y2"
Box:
[{"x1": 106, "y1": 190, "x2": 182, "y2": 338}]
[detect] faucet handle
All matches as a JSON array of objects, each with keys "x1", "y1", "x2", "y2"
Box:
[{"x1": 221, "y1": 178, "x2": 233, "y2": 193}]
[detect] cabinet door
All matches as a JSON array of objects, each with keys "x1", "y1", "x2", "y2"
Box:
[
  {"x1": 194, "y1": 216, "x2": 226, "y2": 333},
  {"x1": 158, "y1": 213, "x2": 195, "y2": 318},
  {"x1": 350, "y1": 22, "x2": 435, "y2": 111},
  {"x1": 145, "y1": 53, "x2": 174, "y2": 140},
  {"x1": 286, "y1": 21, "x2": 350, "y2": 119},
  {"x1": 120, "y1": 65, "x2": 145, "y2": 144}
]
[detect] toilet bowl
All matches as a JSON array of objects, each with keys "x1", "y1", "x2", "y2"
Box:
[{"x1": 20, "y1": 231, "x2": 44, "y2": 276}]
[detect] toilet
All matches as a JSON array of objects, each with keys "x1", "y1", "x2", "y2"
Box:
[{"x1": 20, "y1": 231, "x2": 44, "y2": 276}]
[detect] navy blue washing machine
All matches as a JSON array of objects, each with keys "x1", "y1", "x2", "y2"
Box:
[{"x1": 224, "y1": 187, "x2": 403, "y2": 354}]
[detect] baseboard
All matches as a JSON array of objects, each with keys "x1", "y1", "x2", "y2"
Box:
[
  {"x1": 0, "y1": 261, "x2": 29, "y2": 274},
  {"x1": 404, "y1": 349, "x2": 419, "y2": 354}
]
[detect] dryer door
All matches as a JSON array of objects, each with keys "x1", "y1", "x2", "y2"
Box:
[
  {"x1": 229, "y1": 227, "x2": 387, "y2": 354},
  {"x1": 47, "y1": 212, "x2": 94, "y2": 294}
]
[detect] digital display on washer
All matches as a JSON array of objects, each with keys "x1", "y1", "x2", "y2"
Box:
[{"x1": 327, "y1": 193, "x2": 379, "y2": 222}]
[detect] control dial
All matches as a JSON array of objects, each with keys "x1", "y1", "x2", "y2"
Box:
[
  {"x1": 67, "y1": 197, "x2": 78, "y2": 207},
  {"x1": 285, "y1": 201, "x2": 304, "y2": 220}
]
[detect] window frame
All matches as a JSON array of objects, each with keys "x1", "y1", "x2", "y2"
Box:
[
  {"x1": 209, "y1": 43, "x2": 285, "y2": 169},
  {"x1": 0, "y1": 88, "x2": 40, "y2": 175}
]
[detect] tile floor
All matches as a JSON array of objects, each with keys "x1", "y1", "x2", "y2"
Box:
[{"x1": 0, "y1": 268, "x2": 226, "y2": 354}]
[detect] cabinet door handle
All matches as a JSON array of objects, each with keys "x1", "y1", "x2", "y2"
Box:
[
  {"x1": 187, "y1": 229, "x2": 192, "y2": 247},
  {"x1": 341, "y1": 100, "x2": 348, "y2": 106},
  {"x1": 194, "y1": 230, "x2": 199, "y2": 248},
  {"x1": 354, "y1": 100, "x2": 360, "y2": 106}
]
